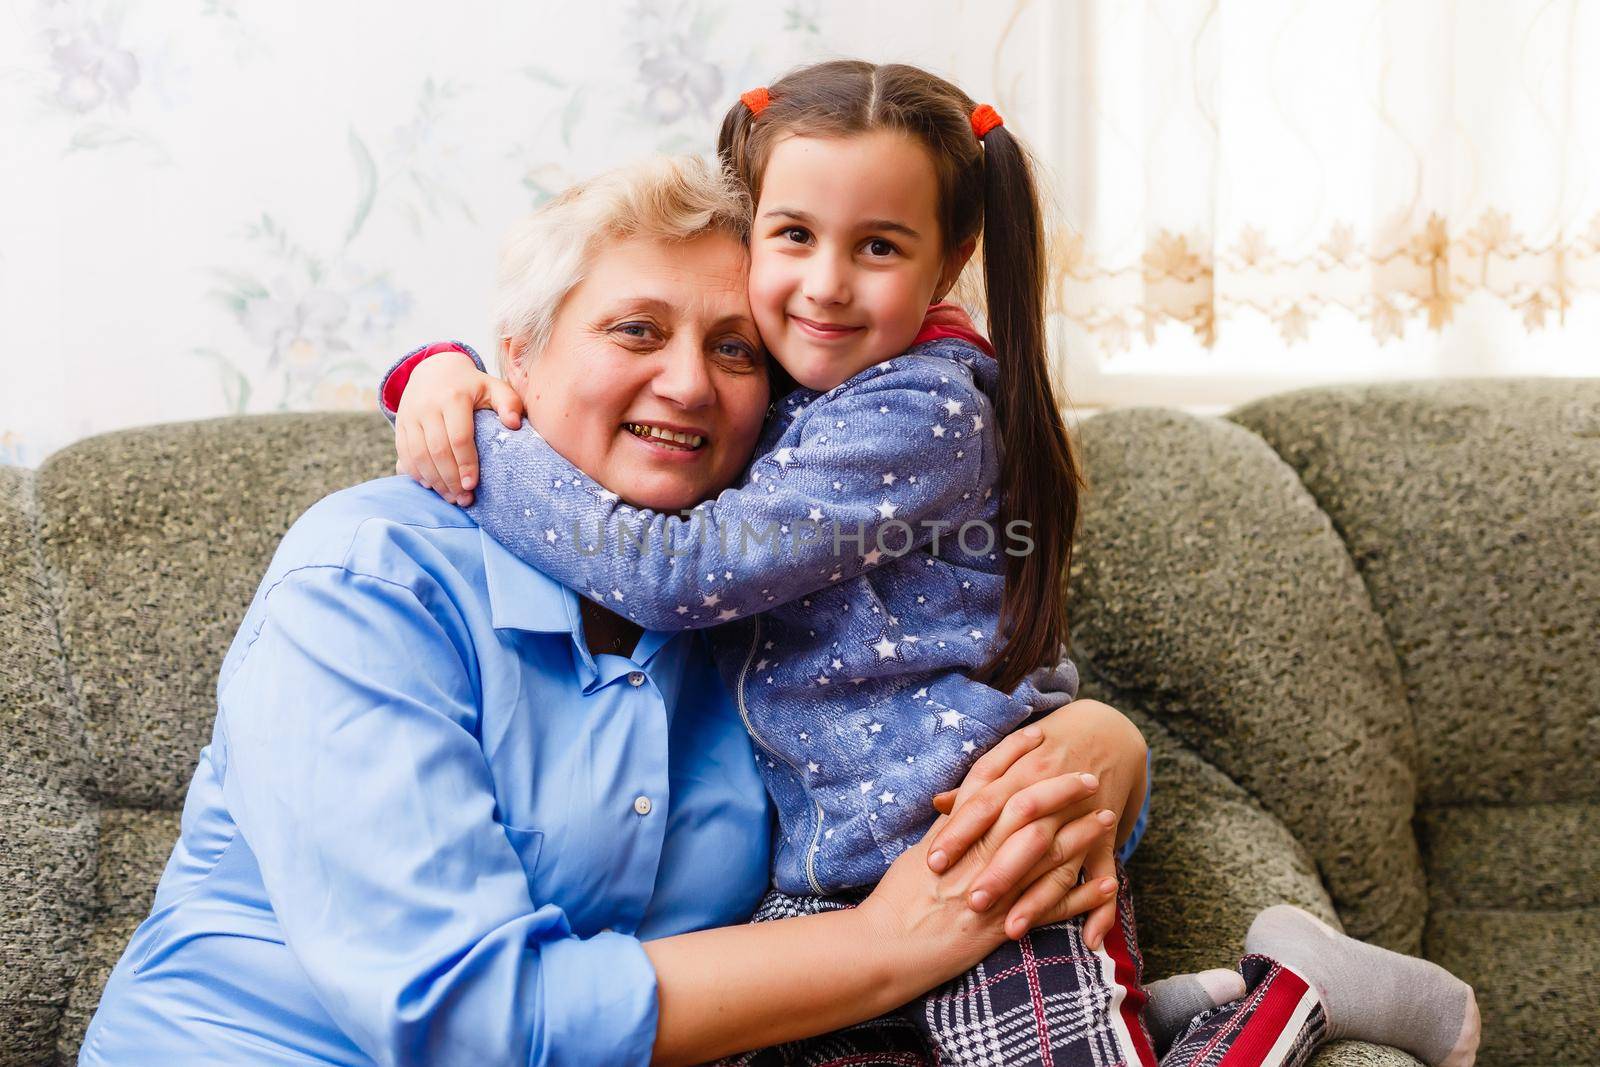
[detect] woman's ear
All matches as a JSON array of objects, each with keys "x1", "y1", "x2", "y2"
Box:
[
  {"x1": 500, "y1": 336, "x2": 526, "y2": 387},
  {"x1": 934, "y1": 237, "x2": 979, "y2": 301}
]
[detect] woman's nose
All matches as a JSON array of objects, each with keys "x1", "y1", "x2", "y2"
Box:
[{"x1": 652, "y1": 337, "x2": 717, "y2": 409}]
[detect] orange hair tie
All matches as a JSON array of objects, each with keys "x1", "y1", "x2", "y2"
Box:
[
  {"x1": 970, "y1": 103, "x2": 1004, "y2": 139},
  {"x1": 740, "y1": 87, "x2": 771, "y2": 116}
]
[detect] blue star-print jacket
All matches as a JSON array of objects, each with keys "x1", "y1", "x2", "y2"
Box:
[{"x1": 382, "y1": 334, "x2": 1148, "y2": 895}]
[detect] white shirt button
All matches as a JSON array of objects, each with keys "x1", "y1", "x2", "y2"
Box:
[
  {"x1": 627, "y1": 671, "x2": 646, "y2": 687},
  {"x1": 633, "y1": 795, "x2": 653, "y2": 816}
]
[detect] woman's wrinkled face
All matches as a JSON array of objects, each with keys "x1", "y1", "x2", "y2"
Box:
[{"x1": 503, "y1": 232, "x2": 770, "y2": 512}]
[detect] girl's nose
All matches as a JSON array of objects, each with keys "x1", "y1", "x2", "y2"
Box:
[
  {"x1": 652, "y1": 336, "x2": 717, "y2": 409},
  {"x1": 802, "y1": 254, "x2": 850, "y2": 306}
]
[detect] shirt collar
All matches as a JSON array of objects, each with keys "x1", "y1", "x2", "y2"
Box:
[
  {"x1": 477, "y1": 527, "x2": 678, "y2": 679},
  {"x1": 478, "y1": 528, "x2": 577, "y2": 634}
]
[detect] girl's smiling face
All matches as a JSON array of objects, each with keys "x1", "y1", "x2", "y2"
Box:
[{"x1": 747, "y1": 130, "x2": 969, "y2": 391}]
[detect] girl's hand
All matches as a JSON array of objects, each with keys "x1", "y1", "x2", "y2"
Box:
[
  {"x1": 925, "y1": 700, "x2": 1148, "y2": 949},
  {"x1": 394, "y1": 352, "x2": 524, "y2": 506},
  {"x1": 854, "y1": 802, "x2": 1117, "y2": 990}
]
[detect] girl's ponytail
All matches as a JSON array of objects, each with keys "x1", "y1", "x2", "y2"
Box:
[{"x1": 972, "y1": 125, "x2": 1084, "y2": 694}]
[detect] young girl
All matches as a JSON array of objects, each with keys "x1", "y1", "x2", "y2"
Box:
[{"x1": 384, "y1": 60, "x2": 1477, "y2": 1067}]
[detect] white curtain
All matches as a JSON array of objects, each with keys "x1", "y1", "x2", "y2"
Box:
[{"x1": 1029, "y1": 0, "x2": 1600, "y2": 407}]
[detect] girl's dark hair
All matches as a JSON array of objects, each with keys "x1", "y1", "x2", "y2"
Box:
[{"x1": 717, "y1": 60, "x2": 1084, "y2": 694}]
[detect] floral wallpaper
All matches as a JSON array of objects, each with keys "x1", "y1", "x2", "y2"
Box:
[{"x1": 0, "y1": 0, "x2": 1035, "y2": 466}]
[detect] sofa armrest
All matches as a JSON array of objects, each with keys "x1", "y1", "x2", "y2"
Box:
[
  {"x1": 1113, "y1": 705, "x2": 1421, "y2": 1067},
  {"x1": 1117, "y1": 702, "x2": 1336, "y2": 977}
]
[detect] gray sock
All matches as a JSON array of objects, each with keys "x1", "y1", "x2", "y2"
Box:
[
  {"x1": 1245, "y1": 905, "x2": 1480, "y2": 1067},
  {"x1": 1142, "y1": 969, "x2": 1246, "y2": 1053}
]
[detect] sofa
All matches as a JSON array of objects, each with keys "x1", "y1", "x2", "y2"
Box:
[{"x1": 2, "y1": 380, "x2": 1595, "y2": 1066}]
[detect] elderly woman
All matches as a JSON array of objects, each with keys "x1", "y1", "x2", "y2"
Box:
[{"x1": 79, "y1": 156, "x2": 1148, "y2": 1066}]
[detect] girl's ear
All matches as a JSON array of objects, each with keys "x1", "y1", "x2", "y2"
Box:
[{"x1": 934, "y1": 237, "x2": 979, "y2": 301}]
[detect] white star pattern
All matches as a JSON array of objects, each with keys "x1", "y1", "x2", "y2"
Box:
[
  {"x1": 931, "y1": 424, "x2": 946, "y2": 438},
  {"x1": 869, "y1": 722, "x2": 883, "y2": 734},
  {"x1": 882, "y1": 472, "x2": 897, "y2": 485},
  {"x1": 878, "y1": 791, "x2": 896, "y2": 804},
  {"x1": 859, "y1": 781, "x2": 874, "y2": 794},
  {"x1": 972, "y1": 415, "x2": 984, "y2": 432},
  {"x1": 702, "y1": 592, "x2": 722, "y2": 607},
  {"x1": 831, "y1": 658, "x2": 843, "y2": 670},
  {"x1": 876, "y1": 500, "x2": 898, "y2": 520},
  {"x1": 962, "y1": 740, "x2": 977, "y2": 754},
  {"x1": 815, "y1": 673, "x2": 830, "y2": 685},
  {"x1": 611, "y1": 589, "x2": 624, "y2": 601},
  {"x1": 873, "y1": 637, "x2": 899, "y2": 660},
  {"x1": 943, "y1": 398, "x2": 964, "y2": 416},
  {"x1": 938, "y1": 709, "x2": 964, "y2": 728},
  {"x1": 773, "y1": 447, "x2": 795, "y2": 467},
  {"x1": 862, "y1": 548, "x2": 882, "y2": 566},
  {"x1": 808, "y1": 507, "x2": 824, "y2": 522},
  {"x1": 545, "y1": 528, "x2": 557, "y2": 543},
  {"x1": 717, "y1": 608, "x2": 738, "y2": 621},
  {"x1": 675, "y1": 605, "x2": 689, "y2": 615},
  {"x1": 808, "y1": 761, "x2": 820, "y2": 773}
]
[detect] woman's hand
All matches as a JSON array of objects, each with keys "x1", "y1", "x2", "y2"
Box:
[
  {"x1": 394, "y1": 351, "x2": 524, "y2": 506},
  {"x1": 926, "y1": 700, "x2": 1148, "y2": 949},
  {"x1": 853, "y1": 800, "x2": 1118, "y2": 996}
]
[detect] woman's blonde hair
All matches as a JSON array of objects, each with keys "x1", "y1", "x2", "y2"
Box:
[{"x1": 492, "y1": 154, "x2": 750, "y2": 373}]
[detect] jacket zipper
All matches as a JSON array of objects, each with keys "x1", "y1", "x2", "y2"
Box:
[{"x1": 736, "y1": 616, "x2": 828, "y2": 896}]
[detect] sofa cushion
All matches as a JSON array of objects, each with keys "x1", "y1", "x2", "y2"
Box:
[
  {"x1": 55, "y1": 808, "x2": 182, "y2": 1061},
  {"x1": 1112, "y1": 705, "x2": 1337, "y2": 978},
  {"x1": 0, "y1": 467, "x2": 97, "y2": 1065},
  {"x1": 34, "y1": 414, "x2": 393, "y2": 808},
  {"x1": 1229, "y1": 380, "x2": 1600, "y2": 809},
  {"x1": 1231, "y1": 379, "x2": 1600, "y2": 1066},
  {"x1": 1070, "y1": 409, "x2": 1426, "y2": 952}
]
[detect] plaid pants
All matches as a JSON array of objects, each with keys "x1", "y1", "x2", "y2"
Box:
[{"x1": 712, "y1": 873, "x2": 1327, "y2": 1067}]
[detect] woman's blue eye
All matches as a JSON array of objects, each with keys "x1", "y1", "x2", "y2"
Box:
[
  {"x1": 617, "y1": 322, "x2": 652, "y2": 338},
  {"x1": 716, "y1": 341, "x2": 755, "y2": 360}
]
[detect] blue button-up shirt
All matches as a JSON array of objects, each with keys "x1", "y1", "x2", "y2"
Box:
[{"x1": 79, "y1": 478, "x2": 773, "y2": 1067}]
